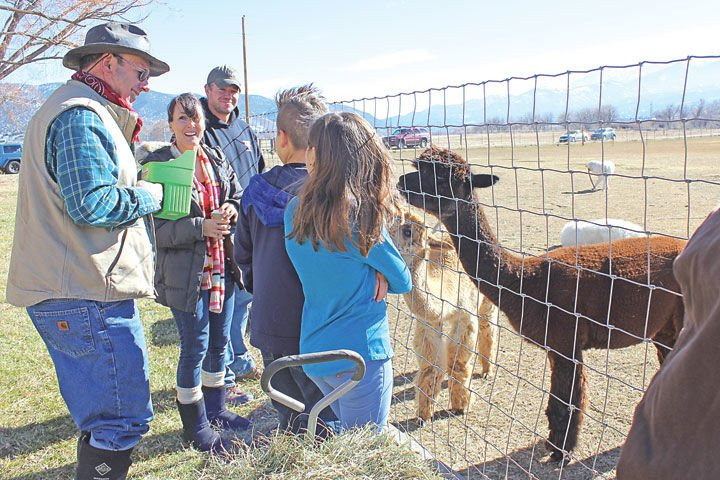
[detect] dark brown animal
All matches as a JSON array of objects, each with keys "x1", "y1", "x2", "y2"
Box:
[{"x1": 397, "y1": 145, "x2": 686, "y2": 460}]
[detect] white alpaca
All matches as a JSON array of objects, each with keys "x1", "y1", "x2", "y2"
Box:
[
  {"x1": 560, "y1": 218, "x2": 647, "y2": 247},
  {"x1": 586, "y1": 160, "x2": 615, "y2": 190}
]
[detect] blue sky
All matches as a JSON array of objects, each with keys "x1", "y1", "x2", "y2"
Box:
[{"x1": 5, "y1": 0, "x2": 719, "y2": 103}]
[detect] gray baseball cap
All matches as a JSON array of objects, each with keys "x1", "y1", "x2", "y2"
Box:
[{"x1": 206, "y1": 65, "x2": 242, "y2": 89}]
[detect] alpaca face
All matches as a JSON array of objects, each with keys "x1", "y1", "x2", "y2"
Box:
[
  {"x1": 398, "y1": 150, "x2": 499, "y2": 217},
  {"x1": 394, "y1": 211, "x2": 430, "y2": 262},
  {"x1": 398, "y1": 160, "x2": 464, "y2": 216}
]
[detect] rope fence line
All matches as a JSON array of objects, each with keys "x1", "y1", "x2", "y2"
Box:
[{"x1": 251, "y1": 55, "x2": 720, "y2": 479}]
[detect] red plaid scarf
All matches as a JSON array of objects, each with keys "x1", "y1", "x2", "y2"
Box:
[
  {"x1": 71, "y1": 71, "x2": 143, "y2": 143},
  {"x1": 193, "y1": 148, "x2": 226, "y2": 313}
]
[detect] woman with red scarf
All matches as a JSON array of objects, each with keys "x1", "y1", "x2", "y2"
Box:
[{"x1": 136, "y1": 93, "x2": 250, "y2": 454}]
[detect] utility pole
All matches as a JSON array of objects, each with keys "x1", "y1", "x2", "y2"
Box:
[{"x1": 242, "y1": 15, "x2": 250, "y2": 125}]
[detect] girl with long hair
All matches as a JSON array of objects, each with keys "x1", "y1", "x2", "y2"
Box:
[{"x1": 284, "y1": 112, "x2": 412, "y2": 430}]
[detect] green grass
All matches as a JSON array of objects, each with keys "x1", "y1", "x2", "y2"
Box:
[{"x1": 0, "y1": 175, "x2": 442, "y2": 480}]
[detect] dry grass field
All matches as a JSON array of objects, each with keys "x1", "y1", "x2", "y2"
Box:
[
  {"x1": 1, "y1": 128, "x2": 718, "y2": 479},
  {"x1": 0, "y1": 173, "x2": 443, "y2": 480},
  {"x1": 383, "y1": 130, "x2": 720, "y2": 479}
]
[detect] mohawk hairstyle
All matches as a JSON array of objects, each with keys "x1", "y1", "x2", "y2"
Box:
[{"x1": 275, "y1": 84, "x2": 328, "y2": 150}]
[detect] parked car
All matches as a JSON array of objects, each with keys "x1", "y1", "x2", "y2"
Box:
[
  {"x1": 0, "y1": 143, "x2": 22, "y2": 174},
  {"x1": 382, "y1": 127, "x2": 430, "y2": 149},
  {"x1": 558, "y1": 130, "x2": 589, "y2": 143},
  {"x1": 591, "y1": 127, "x2": 617, "y2": 141}
]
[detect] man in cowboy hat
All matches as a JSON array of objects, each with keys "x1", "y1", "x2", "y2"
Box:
[{"x1": 6, "y1": 22, "x2": 168, "y2": 480}]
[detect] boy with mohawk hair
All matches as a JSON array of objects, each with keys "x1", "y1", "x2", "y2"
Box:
[{"x1": 234, "y1": 84, "x2": 337, "y2": 434}]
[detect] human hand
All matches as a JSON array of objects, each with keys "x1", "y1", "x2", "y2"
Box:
[
  {"x1": 374, "y1": 271, "x2": 389, "y2": 302},
  {"x1": 203, "y1": 218, "x2": 231, "y2": 239},
  {"x1": 137, "y1": 180, "x2": 163, "y2": 203},
  {"x1": 219, "y1": 202, "x2": 238, "y2": 223}
]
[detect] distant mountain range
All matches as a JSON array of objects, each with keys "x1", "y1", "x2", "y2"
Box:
[
  {"x1": 0, "y1": 82, "x2": 279, "y2": 139},
  {"x1": 2, "y1": 59, "x2": 719, "y2": 140},
  {"x1": 348, "y1": 59, "x2": 720, "y2": 130}
]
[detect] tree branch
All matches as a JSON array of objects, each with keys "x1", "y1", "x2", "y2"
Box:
[{"x1": 0, "y1": 0, "x2": 153, "y2": 82}]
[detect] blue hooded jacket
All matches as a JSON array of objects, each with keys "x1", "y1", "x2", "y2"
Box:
[{"x1": 234, "y1": 163, "x2": 307, "y2": 353}]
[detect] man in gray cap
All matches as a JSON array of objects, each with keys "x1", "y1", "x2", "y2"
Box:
[
  {"x1": 202, "y1": 65, "x2": 265, "y2": 404},
  {"x1": 6, "y1": 22, "x2": 167, "y2": 480}
]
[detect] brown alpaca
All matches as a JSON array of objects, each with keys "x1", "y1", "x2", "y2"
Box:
[
  {"x1": 393, "y1": 208, "x2": 497, "y2": 421},
  {"x1": 397, "y1": 146, "x2": 686, "y2": 460}
]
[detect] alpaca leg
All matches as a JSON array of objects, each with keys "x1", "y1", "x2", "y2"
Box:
[
  {"x1": 587, "y1": 172, "x2": 597, "y2": 190},
  {"x1": 545, "y1": 351, "x2": 588, "y2": 461},
  {"x1": 413, "y1": 316, "x2": 445, "y2": 421},
  {"x1": 447, "y1": 312, "x2": 478, "y2": 414},
  {"x1": 476, "y1": 301, "x2": 496, "y2": 377}
]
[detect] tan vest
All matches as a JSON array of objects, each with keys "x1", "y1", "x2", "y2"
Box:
[{"x1": 6, "y1": 80, "x2": 155, "y2": 307}]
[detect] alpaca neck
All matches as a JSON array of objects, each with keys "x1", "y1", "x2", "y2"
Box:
[{"x1": 439, "y1": 199, "x2": 526, "y2": 308}]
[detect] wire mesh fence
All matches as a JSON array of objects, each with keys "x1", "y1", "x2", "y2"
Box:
[{"x1": 251, "y1": 55, "x2": 720, "y2": 479}]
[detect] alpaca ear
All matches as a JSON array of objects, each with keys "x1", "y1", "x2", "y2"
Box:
[{"x1": 471, "y1": 173, "x2": 499, "y2": 188}]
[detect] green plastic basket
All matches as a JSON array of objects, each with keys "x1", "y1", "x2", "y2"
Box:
[{"x1": 141, "y1": 149, "x2": 196, "y2": 220}]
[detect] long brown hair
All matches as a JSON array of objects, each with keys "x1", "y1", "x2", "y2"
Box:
[{"x1": 288, "y1": 112, "x2": 399, "y2": 256}]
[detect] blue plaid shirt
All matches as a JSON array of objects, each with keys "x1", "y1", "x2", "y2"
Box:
[{"x1": 46, "y1": 107, "x2": 160, "y2": 228}]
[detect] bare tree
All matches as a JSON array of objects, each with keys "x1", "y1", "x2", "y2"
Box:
[
  {"x1": 600, "y1": 104, "x2": 618, "y2": 123},
  {"x1": 691, "y1": 98, "x2": 705, "y2": 118},
  {"x1": 655, "y1": 104, "x2": 679, "y2": 124},
  {"x1": 572, "y1": 107, "x2": 598, "y2": 124},
  {"x1": 0, "y1": 81, "x2": 42, "y2": 131},
  {"x1": 0, "y1": 0, "x2": 153, "y2": 82},
  {"x1": 689, "y1": 99, "x2": 706, "y2": 128},
  {"x1": 139, "y1": 118, "x2": 168, "y2": 142},
  {"x1": 566, "y1": 104, "x2": 619, "y2": 127}
]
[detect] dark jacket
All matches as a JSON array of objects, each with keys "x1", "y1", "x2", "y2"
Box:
[
  {"x1": 136, "y1": 142, "x2": 242, "y2": 313},
  {"x1": 617, "y1": 208, "x2": 720, "y2": 480},
  {"x1": 201, "y1": 98, "x2": 265, "y2": 192},
  {"x1": 234, "y1": 163, "x2": 307, "y2": 353}
]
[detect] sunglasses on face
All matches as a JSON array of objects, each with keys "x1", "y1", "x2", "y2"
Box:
[{"x1": 113, "y1": 54, "x2": 150, "y2": 83}]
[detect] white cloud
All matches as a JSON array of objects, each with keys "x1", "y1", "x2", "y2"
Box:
[{"x1": 348, "y1": 49, "x2": 436, "y2": 72}]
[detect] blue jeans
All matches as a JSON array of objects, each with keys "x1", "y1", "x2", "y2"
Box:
[
  {"x1": 224, "y1": 286, "x2": 256, "y2": 386},
  {"x1": 27, "y1": 298, "x2": 153, "y2": 451},
  {"x1": 262, "y1": 351, "x2": 338, "y2": 434},
  {"x1": 170, "y1": 285, "x2": 235, "y2": 388},
  {"x1": 308, "y1": 358, "x2": 393, "y2": 431}
]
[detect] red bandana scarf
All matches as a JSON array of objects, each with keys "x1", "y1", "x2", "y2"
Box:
[
  {"x1": 71, "y1": 71, "x2": 143, "y2": 143},
  {"x1": 192, "y1": 148, "x2": 226, "y2": 313}
]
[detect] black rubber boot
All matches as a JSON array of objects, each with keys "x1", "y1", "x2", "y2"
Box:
[
  {"x1": 75, "y1": 432, "x2": 133, "y2": 480},
  {"x1": 176, "y1": 399, "x2": 231, "y2": 454},
  {"x1": 202, "y1": 386, "x2": 251, "y2": 431}
]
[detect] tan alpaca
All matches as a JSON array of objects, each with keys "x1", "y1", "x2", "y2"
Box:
[{"x1": 394, "y1": 208, "x2": 497, "y2": 421}]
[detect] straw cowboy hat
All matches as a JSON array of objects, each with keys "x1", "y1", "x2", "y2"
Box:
[{"x1": 63, "y1": 22, "x2": 170, "y2": 77}]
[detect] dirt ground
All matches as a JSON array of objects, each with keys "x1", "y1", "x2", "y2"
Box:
[
  {"x1": 3, "y1": 128, "x2": 716, "y2": 479},
  {"x1": 383, "y1": 130, "x2": 720, "y2": 479}
]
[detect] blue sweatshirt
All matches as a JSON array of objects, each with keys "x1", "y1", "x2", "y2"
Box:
[
  {"x1": 284, "y1": 198, "x2": 412, "y2": 377},
  {"x1": 235, "y1": 163, "x2": 307, "y2": 354}
]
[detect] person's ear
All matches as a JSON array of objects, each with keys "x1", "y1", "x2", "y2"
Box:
[
  {"x1": 204, "y1": 84, "x2": 211, "y2": 97},
  {"x1": 101, "y1": 53, "x2": 114, "y2": 74},
  {"x1": 277, "y1": 130, "x2": 289, "y2": 148}
]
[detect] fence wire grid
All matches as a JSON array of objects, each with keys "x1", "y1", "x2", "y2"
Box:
[{"x1": 251, "y1": 55, "x2": 720, "y2": 480}]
